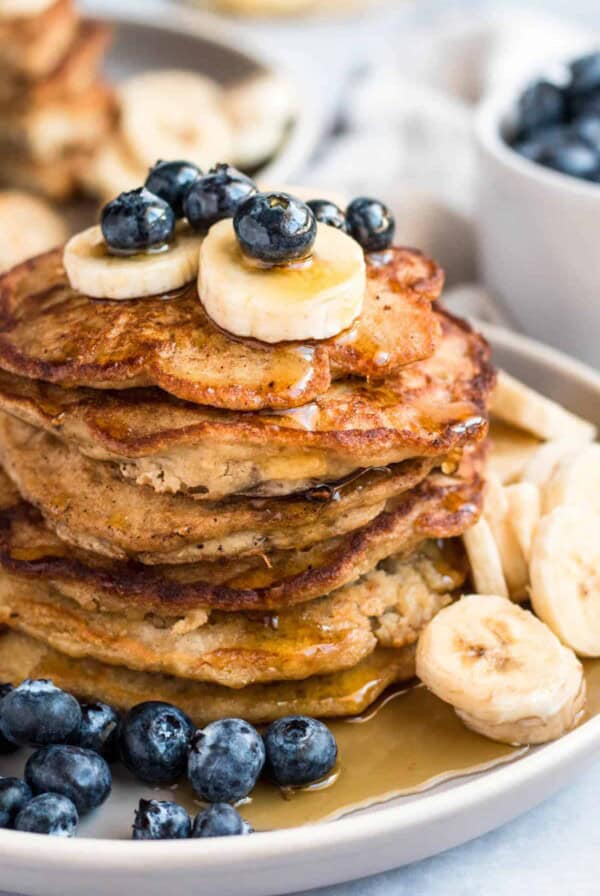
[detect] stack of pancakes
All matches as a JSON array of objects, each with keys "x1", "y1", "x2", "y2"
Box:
[
  {"x1": 0, "y1": 245, "x2": 495, "y2": 724},
  {"x1": 0, "y1": 0, "x2": 114, "y2": 199}
]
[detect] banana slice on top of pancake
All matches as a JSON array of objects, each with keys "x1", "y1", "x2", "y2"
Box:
[
  {"x1": 64, "y1": 224, "x2": 204, "y2": 300},
  {"x1": 416, "y1": 594, "x2": 585, "y2": 745}
]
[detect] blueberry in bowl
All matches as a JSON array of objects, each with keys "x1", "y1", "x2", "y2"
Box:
[
  {"x1": 192, "y1": 803, "x2": 253, "y2": 838},
  {"x1": 25, "y1": 745, "x2": 112, "y2": 814},
  {"x1": 0, "y1": 679, "x2": 82, "y2": 747},
  {"x1": 145, "y1": 160, "x2": 202, "y2": 219},
  {"x1": 75, "y1": 702, "x2": 120, "y2": 762},
  {"x1": 0, "y1": 778, "x2": 32, "y2": 829},
  {"x1": 132, "y1": 799, "x2": 191, "y2": 840},
  {"x1": 14, "y1": 793, "x2": 78, "y2": 838},
  {"x1": 234, "y1": 192, "x2": 317, "y2": 264},
  {"x1": 119, "y1": 701, "x2": 194, "y2": 785},
  {"x1": 101, "y1": 188, "x2": 176, "y2": 256},
  {"x1": 264, "y1": 715, "x2": 338, "y2": 787},
  {"x1": 188, "y1": 718, "x2": 265, "y2": 803}
]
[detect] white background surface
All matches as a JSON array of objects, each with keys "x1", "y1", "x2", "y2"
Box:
[{"x1": 3, "y1": 1, "x2": 600, "y2": 894}]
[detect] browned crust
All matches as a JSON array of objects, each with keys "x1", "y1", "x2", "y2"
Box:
[
  {"x1": 0, "y1": 0, "x2": 78, "y2": 79},
  {"x1": 0, "y1": 246, "x2": 444, "y2": 411},
  {"x1": 0, "y1": 459, "x2": 484, "y2": 613}
]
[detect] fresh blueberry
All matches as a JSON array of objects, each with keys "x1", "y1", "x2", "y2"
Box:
[
  {"x1": 25, "y1": 745, "x2": 111, "y2": 815},
  {"x1": 234, "y1": 192, "x2": 317, "y2": 264},
  {"x1": 541, "y1": 137, "x2": 599, "y2": 179},
  {"x1": 571, "y1": 115, "x2": 600, "y2": 149},
  {"x1": 101, "y1": 187, "x2": 175, "y2": 256},
  {"x1": 132, "y1": 799, "x2": 191, "y2": 840},
  {"x1": 306, "y1": 199, "x2": 347, "y2": 231},
  {"x1": 569, "y1": 88, "x2": 600, "y2": 120},
  {"x1": 192, "y1": 803, "x2": 253, "y2": 838},
  {"x1": 75, "y1": 702, "x2": 120, "y2": 762},
  {"x1": 569, "y1": 51, "x2": 600, "y2": 95},
  {"x1": 0, "y1": 684, "x2": 18, "y2": 755},
  {"x1": 346, "y1": 197, "x2": 395, "y2": 252},
  {"x1": 187, "y1": 718, "x2": 265, "y2": 803},
  {"x1": 183, "y1": 164, "x2": 256, "y2": 232},
  {"x1": 119, "y1": 701, "x2": 194, "y2": 785},
  {"x1": 516, "y1": 80, "x2": 566, "y2": 135},
  {"x1": 0, "y1": 778, "x2": 32, "y2": 829},
  {"x1": 145, "y1": 160, "x2": 202, "y2": 219},
  {"x1": 0, "y1": 679, "x2": 81, "y2": 747},
  {"x1": 264, "y1": 716, "x2": 337, "y2": 787},
  {"x1": 14, "y1": 793, "x2": 78, "y2": 837}
]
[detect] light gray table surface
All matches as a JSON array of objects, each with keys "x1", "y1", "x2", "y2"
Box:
[{"x1": 2, "y1": 1, "x2": 600, "y2": 894}]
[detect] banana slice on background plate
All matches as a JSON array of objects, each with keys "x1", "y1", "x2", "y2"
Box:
[
  {"x1": 416, "y1": 594, "x2": 586, "y2": 745},
  {"x1": 504, "y1": 482, "x2": 541, "y2": 563},
  {"x1": 541, "y1": 443, "x2": 600, "y2": 515},
  {"x1": 491, "y1": 371, "x2": 597, "y2": 442},
  {"x1": 226, "y1": 73, "x2": 294, "y2": 169},
  {"x1": 521, "y1": 439, "x2": 575, "y2": 488},
  {"x1": 462, "y1": 517, "x2": 509, "y2": 599},
  {"x1": 483, "y1": 474, "x2": 529, "y2": 600},
  {"x1": 531, "y1": 506, "x2": 600, "y2": 657},
  {"x1": 119, "y1": 71, "x2": 234, "y2": 172},
  {"x1": 199, "y1": 219, "x2": 366, "y2": 342},
  {"x1": 64, "y1": 225, "x2": 203, "y2": 300}
]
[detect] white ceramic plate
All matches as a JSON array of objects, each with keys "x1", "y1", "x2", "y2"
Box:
[
  {"x1": 0, "y1": 323, "x2": 599, "y2": 896},
  {"x1": 80, "y1": 0, "x2": 324, "y2": 185}
]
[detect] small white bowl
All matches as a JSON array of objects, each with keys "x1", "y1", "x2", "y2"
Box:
[{"x1": 475, "y1": 78, "x2": 600, "y2": 368}]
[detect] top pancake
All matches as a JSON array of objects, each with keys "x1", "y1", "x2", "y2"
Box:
[
  {"x1": 0, "y1": 312, "x2": 494, "y2": 500},
  {"x1": 0, "y1": 246, "x2": 443, "y2": 411}
]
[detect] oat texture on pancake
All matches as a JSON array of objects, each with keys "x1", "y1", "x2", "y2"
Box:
[{"x1": 0, "y1": 180, "x2": 495, "y2": 723}]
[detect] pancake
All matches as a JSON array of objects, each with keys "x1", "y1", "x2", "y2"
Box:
[
  {"x1": 0, "y1": 247, "x2": 443, "y2": 411},
  {"x1": 0, "y1": 630, "x2": 416, "y2": 724},
  {"x1": 0, "y1": 313, "x2": 494, "y2": 500},
  {"x1": 0, "y1": 540, "x2": 465, "y2": 687},
  {"x1": 0, "y1": 21, "x2": 112, "y2": 109},
  {"x1": 0, "y1": 0, "x2": 78, "y2": 80},
  {"x1": 0, "y1": 152, "x2": 84, "y2": 201},
  {"x1": 0, "y1": 455, "x2": 483, "y2": 614},
  {"x1": 0, "y1": 412, "x2": 438, "y2": 562}
]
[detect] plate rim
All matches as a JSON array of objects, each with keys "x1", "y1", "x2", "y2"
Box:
[{"x1": 0, "y1": 321, "x2": 599, "y2": 872}]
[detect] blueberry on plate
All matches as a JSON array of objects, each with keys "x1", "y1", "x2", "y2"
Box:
[
  {"x1": 516, "y1": 80, "x2": 566, "y2": 135},
  {"x1": 234, "y1": 192, "x2": 317, "y2": 264},
  {"x1": 14, "y1": 793, "x2": 78, "y2": 837},
  {"x1": 306, "y1": 199, "x2": 347, "y2": 231},
  {"x1": 145, "y1": 160, "x2": 202, "y2": 219},
  {"x1": 132, "y1": 799, "x2": 191, "y2": 840},
  {"x1": 0, "y1": 684, "x2": 18, "y2": 755},
  {"x1": 264, "y1": 716, "x2": 337, "y2": 787},
  {"x1": 25, "y1": 745, "x2": 112, "y2": 815},
  {"x1": 0, "y1": 778, "x2": 32, "y2": 829},
  {"x1": 188, "y1": 718, "x2": 265, "y2": 803},
  {"x1": 119, "y1": 701, "x2": 194, "y2": 785},
  {"x1": 183, "y1": 164, "x2": 256, "y2": 232},
  {"x1": 76, "y1": 702, "x2": 120, "y2": 762},
  {"x1": 571, "y1": 115, "x2": 600, "y2": 150},
  {"x1": 569, "y1": 88, "x2": 600, "y2": 120},
  {"x1": 0, "y1": 679, "x2": 82, "y2": 747},
  {"x1": 346, "y1": 197, "x2": 395, "y2": 253},
  {"x1": 542, "y1": 137, "x2": 599, "y2": 179},
  {"x1": 101, "y1": 187, "x2": 176, "y2": 256},
  {"x1": 569, "y1": 51, "x2": 600, "y2": 95},
  {"x1": 192, "y1": 803, "x2": 253, "y2": 838}
]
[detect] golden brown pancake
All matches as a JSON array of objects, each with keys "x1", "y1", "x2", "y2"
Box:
[
  {"x1": 0, "y1": 540, "x2": 464, "y2": 687},
  {"x1": 0, "y1": 630, "x2": 416, "y2": 724},
  {"x1": 0, "y1": 312, "x2": 494, "y2": 500},
  {"x1": 0, "y1": 247, "x2": 443, "y2": 411},
  {"x1": 0, "y1": 0, "x2": 78, "y2": 80},
  {"x1": 0, "y1": 456, "x2": 483, "y2": 614},
  {"x1": 0, "y1": 412, "x2": 439, "y2": 562}
]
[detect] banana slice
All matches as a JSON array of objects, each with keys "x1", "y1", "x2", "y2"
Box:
[
  {"x1": 521, "y1": 440, "x2": 574, "y2": 487},
  {"x1": 226, "y1": 73, "x2": 294, "y2": 168},
  {"x1": 0, "y1": 191, "x2": 67, "y2": 274},
  {"x1": 505, "y1": 482, "x2": 541, "y2": 563},
  {"x1": 531, "y1": 506, "x2": 600, "y2": 656},
  {"x1": 119, "y1": 71, "x2": 234, "y2": 172},
  {"x1": 199, "y1": 219, "x2": 366, "y2": 343},
  {"x1": 491, "y1": 371, "x2": 597, "y2": 442},
  {"x1": 64, "y1": 225, "x2": 203, "y2": 301},
  {"x1": 81, "y1": 138, "x2": 146, "y2": 205},
  {"x1": 483, "y1": 474, "x2": 529, "y2": 600},
  {"x1": 462, "y1": 517, "x2": 509, "y2": 599},
  {"x1": 416, "y1": 594, "x2": 586, "y2": 745},
  {"x1": 542, "y1": 443, "x2": 600, "y2": 515}
]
